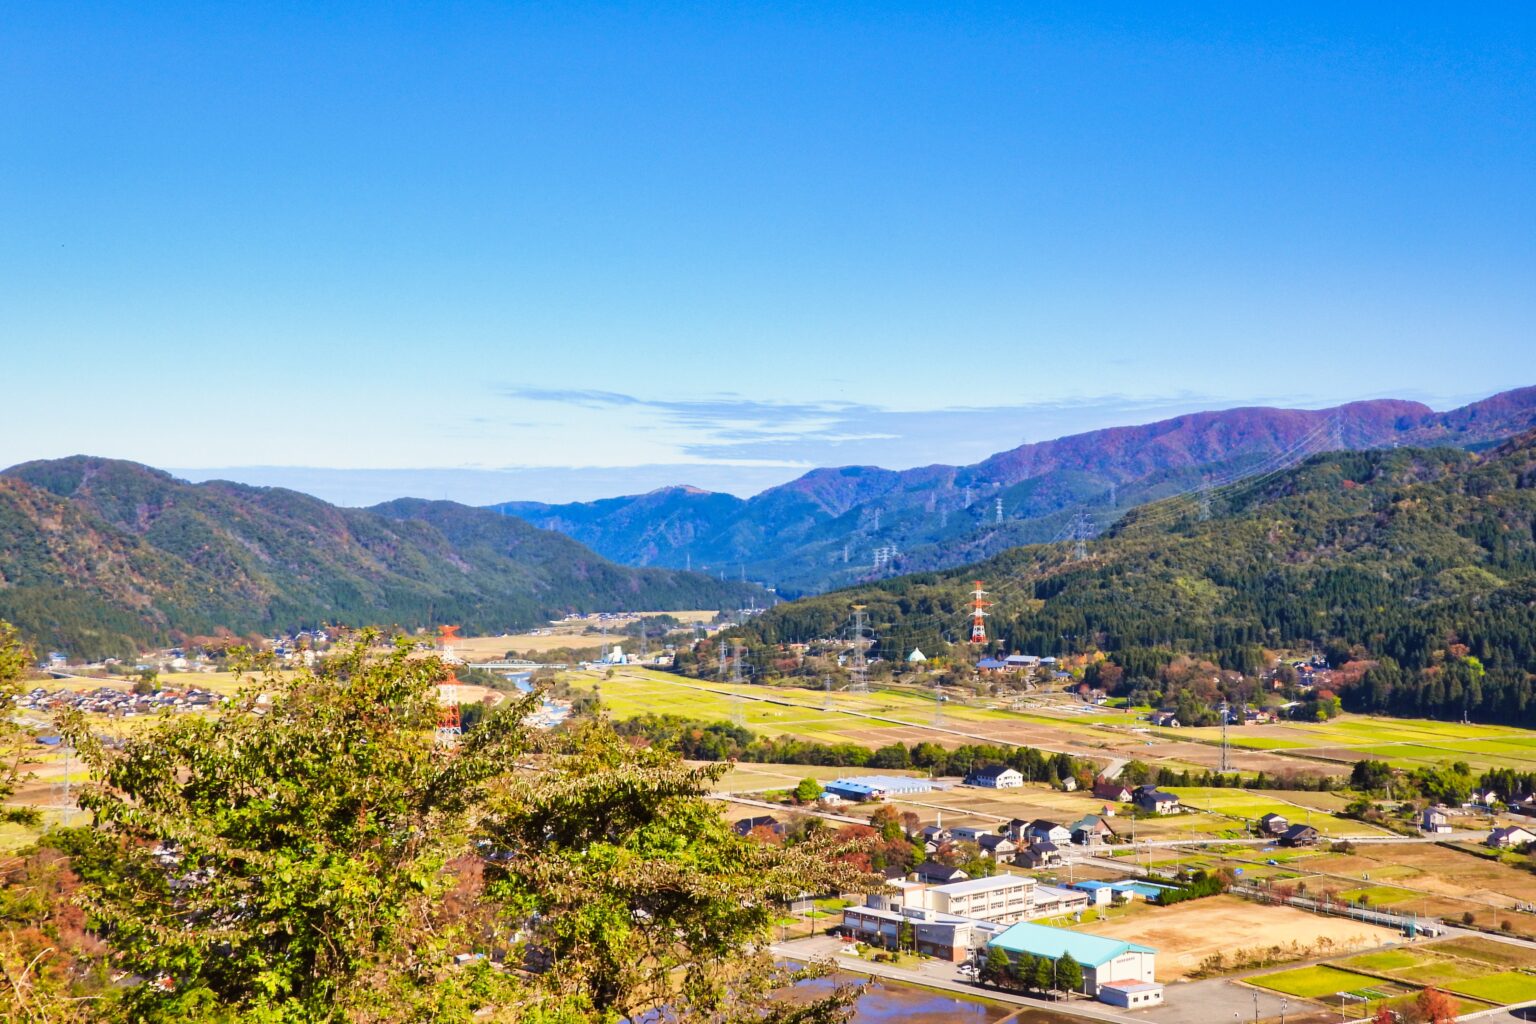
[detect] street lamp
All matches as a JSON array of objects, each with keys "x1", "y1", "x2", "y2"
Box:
[{"x1": 1280, "y1": 998, "x2": 1288, "y2": 1024}]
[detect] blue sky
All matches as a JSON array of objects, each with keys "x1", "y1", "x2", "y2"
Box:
[{"x1": 3, "y1": 4, "x2": 1533, "y2": 504}]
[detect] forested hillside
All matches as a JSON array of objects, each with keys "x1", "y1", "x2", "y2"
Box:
[
  {"x1": 729, "y1": 433, "x2": 1536, "y2": 723},
  {"x1": 0, "y1": 457, "x2": 763, "y2": 659},
  {"x1": 498, "y1": 386, "x2": 1536, "y2": 595}
]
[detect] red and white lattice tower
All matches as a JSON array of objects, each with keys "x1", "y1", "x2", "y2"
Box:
[
  {"x1": 968, "y1": 581, "x2": 990, "y2": 644},
  {"x1": 436, "y1": 625, "x2": 462, "y2": 746}
]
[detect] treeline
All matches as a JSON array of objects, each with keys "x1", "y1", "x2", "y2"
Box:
[
  {"x1": 611, "y1": 713, "x2": 1086, "y2": 780},
  {"x1": 724, "y1": 440, "x2": 1536, "y2": 725}
]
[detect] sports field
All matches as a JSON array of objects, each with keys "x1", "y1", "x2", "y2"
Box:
[{"x1": 1080, "y1": 896, "x2": 1399, "y2": 981}]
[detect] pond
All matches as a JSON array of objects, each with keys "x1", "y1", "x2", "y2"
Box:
[{"x1": 796, "y1": 974, "x2": 1082, "y2": 1024}]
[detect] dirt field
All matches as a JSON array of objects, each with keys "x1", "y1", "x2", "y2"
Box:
[
  {"x1": 450, "y1": 612, "x2": 721, "y2": 661},
  {"x1": 1079, "y1": 895, "x2": 1401, "y2": 980}
]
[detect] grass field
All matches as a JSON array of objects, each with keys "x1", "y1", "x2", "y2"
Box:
[
  {"x1": 1432, "y1": 937, "x2": 1536, "y2": 968},
  {"x1": 1249, "y1": 964, "x2": 1387, "y2": 999},
  {"x1": 1447, "y1": 972, "x2": 1536, "y2": 1004},
  {"x1": 1339, "y1": 949, "x2": 1430, "y2": 972}
]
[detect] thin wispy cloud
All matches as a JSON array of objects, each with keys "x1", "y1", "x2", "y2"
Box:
[{"x1": 497, "y1": 384, "x2": 1351, "y2": 469}]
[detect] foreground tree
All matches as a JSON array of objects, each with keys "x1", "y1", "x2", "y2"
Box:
[
  {"x1": 478, "y1": 718, "x2": 871, "y2": 1021},
  {"x1": 0, "y1": 622, "x2": 39, "y2": 820},
  {"x1": 62, "y1": 632, "x2": 869, "y2": 1022}
]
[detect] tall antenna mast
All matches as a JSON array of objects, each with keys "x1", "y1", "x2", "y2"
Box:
[
  {"x1": 968, "y1": 582, "x2": 989, "y2": 644},
  {"x1": 849, "y1": 606, "x2": 869, "y2": 693},
  {"x1": 1073, "y1": 512, "x2": 1090, "y2": 561}
]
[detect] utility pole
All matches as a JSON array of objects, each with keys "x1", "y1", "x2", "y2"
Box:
[{"x1": 1220, "y1": 700, "x2": 1231, "y2": 773}]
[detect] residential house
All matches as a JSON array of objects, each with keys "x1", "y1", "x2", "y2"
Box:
[
  {"x1": 965, "y1": 764, "x2": 1025, "y2": 789},
  {"x1": 1420, "y1": 807, "x2": 1452, "y2": 834},
  {"x1": 1487, "y1": 826, "x2": 1536, "y2": 850},
  {"x1": 1070, "y1": 814, "x2": 1116, "y2": 846},
  {"x1": 1093, "y1": 779, "x2": 1133, "y2": 803},
  {"x1": 1023, "y1": 819, "x2": 1072, "y2": 845},
  {"x1": 1133, "y1": 787, "x2": 1180, "y2": 815},
  {"x1": 1258, "y1": 812, "x2": 1290, "y2": 836},
  {"x1": 1279, "y1": 823, "x2": 1319, "y2": 847},
  {"x1": 919, "y1": 824, "x2": 952, "y2": 845},
  {"x1": 1149, "y1": 711, "x2": 1181, "y2": 728},
  {"x1": 1016, "y1": 840, "x2": 1061, "y2": 869},
  {"x1": 912, "y1": 861, "x2": 969, "y2": 885},
  {"x1": 976, "y1": 834, "x2": 1018, "y2": 861},
  {"x1": 949, "y1": 825, "x2": 995, "y2": 843}
]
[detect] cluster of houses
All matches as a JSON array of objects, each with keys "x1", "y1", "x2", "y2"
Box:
[
  {"x1": 14, "y1": 685, "x2": 222, "y2": 720},
  {"x1": 1147, "y1": 705, "x2": 1275, "y2": 728},
  {"x1": 906, "y1": 813, "x2": 1118, "y2": 872}
]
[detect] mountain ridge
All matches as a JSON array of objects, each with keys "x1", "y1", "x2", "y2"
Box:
[
  {"x1": 0, "y1": 456, "x2": 764, "y2": 660},
  {"x1": 725, "y1": 429, "x2": 1536, "y2": 724},
  {"x1": 493, "y1": 387, "x2": 1536, "y2": 594}
]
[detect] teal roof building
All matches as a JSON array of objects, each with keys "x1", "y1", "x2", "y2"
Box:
[{"x1": 987, "y1": 920, "x2": 1157, "y2": 997}]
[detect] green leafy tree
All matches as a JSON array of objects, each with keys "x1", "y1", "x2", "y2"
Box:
[
  {"x1": 793, "y1": 777, "x2": 824, "y2": 803},
  {"x1": 64, "y1": 632, "x2": 872, "y2": 1023},
  {"x1": 1030, "y1": 954, "x2": 1054, "y2": 994},
  {"x1": 131, "y1": 668, "x2": 159, "y2": 696},
  {"x1": 1350, "y1": 759, "x2": 1393, "y2": 793},
  {"x1": 64, "y1": 635, "x2": 528, "y2": 1021},
  {"x1": 981, "y1": 945, "x2": 1012, "y2": 986},
  {"x1": 477, "y1": 718, "x2": 872, "y2": 1021},
  {"x1": 1056, "y1": 952, "x2": 1083, "y2": 995}
]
